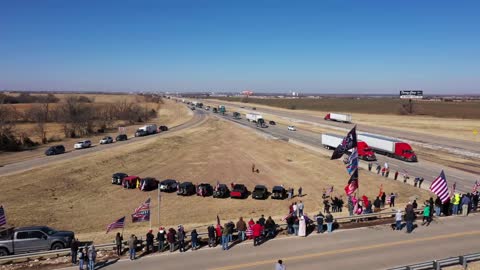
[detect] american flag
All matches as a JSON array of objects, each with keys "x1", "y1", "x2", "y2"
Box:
[
  {"x1": 326, "y1": 186, "x2": 334, "y2": 195},
  {"x1": 473, "y1": 181, "x2": 480, "y2": 193},
  {"x1": 106, "y1": 216, "x2": 125, "y2": 234},
  {"x1": 0, "y1": 205, "x2": 6, "y2": 226},
  {"x1": 132, "y1": 198, "x2": 151, "y2": 223},
  {"x1": 346, "y1": 148, "x2": 359, "y2": 175},
  {"x1": 430, "y1": 170, "x2": 450, "y2": 203}
]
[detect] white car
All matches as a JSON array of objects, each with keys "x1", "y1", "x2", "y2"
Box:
[
  {"x1": 74, "y1": 140, "x2": 92, "y2": 149},
  {"x1": 99, "y1": 136, "x2": 113, "y2": 144},
  {"x1": 287, "y1": 126, "x2": 296, "y2": 131}
]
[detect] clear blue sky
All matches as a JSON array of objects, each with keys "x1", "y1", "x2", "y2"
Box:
[{"x1": 1, "y1": 0, "x2": 479, "y2": 94}]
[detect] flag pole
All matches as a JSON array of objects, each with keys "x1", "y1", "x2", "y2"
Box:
[
  {"x1": 158, "y1": 183, "x2": 161, "y2": 228},
  {"x1": 149, "y1": 196, "x2": 152, "y2": 229}
]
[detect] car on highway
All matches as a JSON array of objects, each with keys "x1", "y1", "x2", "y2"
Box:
[
  {"x1": 287, "y1": 126, "x2": 296, "y2": 131},
  {"x1": 159, "y1": 179, "x2": 178, "y2": 192},
  {"x1": 197, "y1": 183, "x2": 214, "y2": 197},
  {"x1": 177, "y1": 182, "x2": 196, "y2": 196},
  {"x1": 74, "y1": 140, "x2": 91, "y2": 149},
  {"x1": 112, "y1": 172, "x2": 128, "y2": 185},
  {"x1": 271, "y1": 186, "x2": 287, "y2": 200},
  {"x1": 213, "y1": 184, "x2": 230, "y2": 198},
  {"x1": 44, "y1": 145, "x2": 65, "y2": 156},
  {"x1": 99, "y1": 136, "x2": 113, "y2": 144},
  {"x1": 116, "y1": 134, "x2": 128, "y2": 141},
  {"x1": 269, "y1": 120, "x2": 276, "y2": 125},
  {"x1": 159, "y1": 126, "x2": 169, "y2": 132},
  {"x1": 230, "y1": 184, "x2": 249, "y2": 199},
  {"x1": 191, "y1": 106, "x2": 196, "y2": 111},
  {"x1": 205, "y1": 106, "x2": 211, "y2": 110},
  {"x1": 252, "y1": 185, "x2": 268, "y2": 200},
  {"x1": 0, "y1": 226, "x2": 75, "y2": 256}
]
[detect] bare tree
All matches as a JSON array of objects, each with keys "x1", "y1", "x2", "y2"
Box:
[{"x1": 25, "y1": 103, "x2": 50, "y2": 143}]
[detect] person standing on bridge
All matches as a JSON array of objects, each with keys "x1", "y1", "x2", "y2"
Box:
[
  {"x1": 236, "y1": 217, "x2": 247, "y2": 241},
  {"x1": 422, "y1": 202, "x2": 431, "y2": 226},
  {"x1": 252, "y1": 221, "x2": 263, "y2": 246},
  {"x1": 376, "y1": 164, "x2": 381, "y2": 174},
  {"x1": 157, "y1": 227, "x2": 165, "y2": 252},
  {"x1": 395, "y1": 210, "x2": 403, "y2": 230},
  {"x1": 389, "y1": 193, "x2": 396, "y2": 207},
  {"x1": 71, "y1": 238, "x2": 79, "y2": 265},
  {"x1": 462, "y1": 194, "x2": 471, "y2": 216},
  {"x1": 298, "y1": 201, "x2": 304, "y2": 216},
  {"x1": 146, "y1": 230, "x2": 154, "y2": 254},
  {"x1": 381, "y1": 192, "x2": 386, "y2": 208},
  {"x1": 368, "y1": 162, "x2": 373, "y2": 171},
  {"x1": 452, "y1": 194, "x2": 461, "y2": 215},
  {"x1": 325, "y1": 211, "x2": 334, "y2": 233},
  {"x1": 78, "y1": 248, "x2": 85, "y2": 270},
  {"x1": 315, "y1": 212, "x2": 325, "y2": 233},
  {"x1": 87, "y1": 244, "x2": 96, "y2": 270},
  {"x1": 275, "y1": 260, "x2": 286, "y2": 270},
  {"x1": 418, "y1": 177, "x2": 424, "y2": 188}
]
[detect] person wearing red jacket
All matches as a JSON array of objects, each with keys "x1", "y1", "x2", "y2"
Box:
[
  {"x1": 252, "y1": 221, "x2": 263, "y2": 246},
  {"x1": 215, "y1": 224, "x2": 223, "y2": 245}
]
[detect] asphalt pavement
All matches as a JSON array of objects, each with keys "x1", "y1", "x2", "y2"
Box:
[{"x1": 59, "y1": 213, "x2": 480, "y2": 270}]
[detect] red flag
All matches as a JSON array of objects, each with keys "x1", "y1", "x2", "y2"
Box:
[
  {"x1": 378, "y1": 184, "x2": 383, "y2": 197},
  {"x1": 344, "y1": 169, "x2": 359, "y2": 195},
  {"x1": 216, "y1": 215, "x2": 220, "y2": 226}
]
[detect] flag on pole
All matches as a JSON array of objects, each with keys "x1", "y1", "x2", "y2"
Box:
[
  {"x1": 132, "y1": 198, "x2": 151, "y2": 223},
  {"x1": 344, "y1": 169, "x2": 359, "y2": 195},
  {"x1": 346, "y1": 148, "x2": 359, "y2": 175},
  {"x1": 326, "y1": 186, "x2": 334, "y2": 196},
  {"x1": 430, "y1": 170, "x2": 450, "y2": 203},
  {"x1": 331, "y1": 126, "x2": 358, "y2": 160},
  {"x1": 106, "y1": 216, "x2": 125, "y2": 234},
  {"x1": 216, "y1": 215, "x2": 220, "y2": 226},
  {"x1": 473, "y1": 181, "x2": 480, "y2": 193},
  {"x1": 378, "y1": 184, "x2": 384, "y2": 197},
  {"x1": 452, "y1": 182, "x2": 457, "y2": 194},
  {"x1": 0, "y1": 205, "x2": 6, "y2": 226}
]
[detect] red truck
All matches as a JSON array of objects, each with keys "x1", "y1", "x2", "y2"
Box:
[
  {"x1": 321, "y1": 134, "x2": 376, "y2": 161},
  {"x1": 230, "y1": 184, "x2": 249, "y2": 199},
  {"x1": 358, "y1": 134, "x2": 417, "y2": 162}
]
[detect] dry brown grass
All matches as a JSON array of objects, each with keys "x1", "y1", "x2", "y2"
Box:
[{"x1": 0, "y1": 116, "x2": 430, "y2": 243}]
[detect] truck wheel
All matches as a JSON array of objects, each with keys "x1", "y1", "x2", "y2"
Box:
[
  {"x1": 51, "y1": 242, "x2": 64, "y2": 250},
  {"x1": 0, "y1": 248, "x2": 9, "y2": 256}
]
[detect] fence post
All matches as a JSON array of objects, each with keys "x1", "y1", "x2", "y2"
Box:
[
  {"x1": 433, "y1": 260, "x2": 440, "y2": 270},
  {"x1": 459, "y1": 256, "x2": 467, "y2": 269}
]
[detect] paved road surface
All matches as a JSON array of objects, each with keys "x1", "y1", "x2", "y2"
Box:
[
  {"x1": 0, "y1": 110, "x2": 207, "y2": 177},
  {"x1": 59, "y1": 214, "x2": 480, "y2": 270},
  {"x1": 206, "y1": 100, "x2": 480, "y2": 159}
]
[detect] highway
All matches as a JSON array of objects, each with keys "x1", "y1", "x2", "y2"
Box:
[
  {"x1": 0, "y1": 110, "x2": 207, "y2": 177},
  {"x1": 205, "y1": 100, "x2": 480, "y2": 159},
  {"x1": 59, "y1": 214, "x2": 480, "y2": 270},
  {"x1": 200, "y1": 104, "x2": 478, "y2": 194}
]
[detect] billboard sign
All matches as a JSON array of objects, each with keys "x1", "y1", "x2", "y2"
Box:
[{"x1": 400, "y1": 90, "x2": 423, "y2": 99}]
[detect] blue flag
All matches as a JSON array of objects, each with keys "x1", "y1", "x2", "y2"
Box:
[{"x1": 346, "y1": 148, "x2": 359, "y2": 175}]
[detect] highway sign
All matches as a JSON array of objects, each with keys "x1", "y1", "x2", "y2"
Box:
[{"x1": 400, "y1": 90, "x2": 423, "y2": 99}]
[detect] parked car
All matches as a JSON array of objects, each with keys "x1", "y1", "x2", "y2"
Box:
[
  {"x1": 159, "y1": 179, "x2": 178, "y2": 192},
  {"x1": 205, "y1": 106, "x2": 211, "y2": 110},
  {"x1": 116, "y1": 134, "x2": 128, "y2": 141},
  {"x1": 112, "y1": 172, "x2": 128, "y2": 185},
  {"x1": 252, "y1": 185, "x2": 268, "y2": 200},
  {"x1": 177, "y1": 182, "x2": 196, "y2": 196},
  {"x1": 45, "y1": 145, "x2": 65, "y2": 156},
  {"x1": 139, "y1": 177, "x2": 159, "y2": 191},
  {"x1": 74, "y1": 140, "x2": 91, "y2": 149},
  {"x1": 190, "y1": 107, "x2": 196, "y2": 111},
  {"x1": 230, "y1": 184, "x2": 249, "y2": 199},
  {"x1": 287, "y1": 126, "x2": 296, "y2": 131},
  {"x1": 122, "y1": 176, "x2": 141, "y2": 189},
  {"x1": 271, "y1": 186, "x2": 287, "y2": 200},
  {"x1": 159, "y1": 126, "x2": 169, "y2": 132},
  {"x1": 134, "y1": 130, "x2": 147, "y2": 137},
  {"x1": 269, "y1": 120, "x2": 276, "y2": 125},
  {"x1": 213, "y1": 184, "x2": 230, "y2": 198},
  {"x1": 197, "y1": 183, "x2": 213, "y2": 197},
  {"x1": 252, "y1": 107, "x2": 256, "y2": 110},
  {"x1": 100, "y1": 136, "x2": 113, "y2": 144},
  {"x1": 0, "y1": 226, "x2": 74, "y2": 256}
]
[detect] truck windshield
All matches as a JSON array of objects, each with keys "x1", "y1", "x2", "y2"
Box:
[
  {"x1": 404, "y1": 150, "x2": 414, "y2": 154},
  {"x1": 41, "y1": 227, "x2": 57, "y2": 235},
  {"x1": 364, "y1": 148, "x2": 372, "y2": 152}
]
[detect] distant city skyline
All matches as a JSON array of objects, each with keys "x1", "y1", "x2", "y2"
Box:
[{"x1": 1, "y1": 1, "x2": 479, "y2": 94}]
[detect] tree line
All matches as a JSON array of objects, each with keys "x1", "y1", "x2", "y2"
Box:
[{"x1": 0, "y1": 94, "x2": 160, "y2": 151}]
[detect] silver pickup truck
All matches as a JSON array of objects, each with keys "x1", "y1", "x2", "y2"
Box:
[{"x1": 0, "y1": 226, "x2": 75, "y2": 256}]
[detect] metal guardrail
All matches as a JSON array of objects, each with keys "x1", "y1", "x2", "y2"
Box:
[{"x1": 388, "y1": 252, "x2": 480, "y2": 270}]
